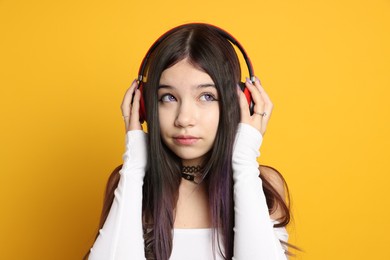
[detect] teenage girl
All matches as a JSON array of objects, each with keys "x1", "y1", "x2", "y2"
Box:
[{"x1": 87, "y1": 23, "x2": 291, "y2": 260}]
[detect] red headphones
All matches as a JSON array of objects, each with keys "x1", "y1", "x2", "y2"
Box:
[{"x1": 136, "y1": 23, "x2": 255, "y2": 123}]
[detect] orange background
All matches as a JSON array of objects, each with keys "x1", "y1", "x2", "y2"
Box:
[{"x1": 1, "y1": 0, "x2": 389, "y2": 259}]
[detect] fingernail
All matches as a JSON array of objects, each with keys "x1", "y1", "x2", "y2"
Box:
[{"x1": 246, "y1": 77, "x2": 252, "y2": 84}]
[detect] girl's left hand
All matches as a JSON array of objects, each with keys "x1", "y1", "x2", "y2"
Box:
[{"x1": 238, "y1": 77, "x2": 273, "y2": 136}]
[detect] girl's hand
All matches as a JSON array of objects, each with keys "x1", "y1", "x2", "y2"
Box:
[
  {"x1": 238, "y1": 77, "x2": 273, "y2": 136},
  {"x1": 121, "y1": 80, "x2": 143, "y2": 132}
]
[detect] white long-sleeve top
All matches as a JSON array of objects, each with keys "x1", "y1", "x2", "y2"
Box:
[{"x1": 89, "y1": 123, "x2": 288, "y2": 259}]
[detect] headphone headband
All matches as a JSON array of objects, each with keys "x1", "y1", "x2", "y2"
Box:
[
  {"x1": 136, "y1": 23, "x2": 256, "y2": 123},
  {"x1": 138, "y1": 23, "x2": 255, "y2": 83}
]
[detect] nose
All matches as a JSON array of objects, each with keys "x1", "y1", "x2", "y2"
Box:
[{"x1": 174, "y1": 101, "x2": 196, "y2": 128}]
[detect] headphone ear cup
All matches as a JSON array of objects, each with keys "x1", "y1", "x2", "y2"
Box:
[
  {"x1": 138, "y1": 82, "x2": 146, "y2": 123},
  {"x1": 238, "y1": 82, "x2": 255, "y2": 115}
]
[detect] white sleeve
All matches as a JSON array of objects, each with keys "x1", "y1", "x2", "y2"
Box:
[
  {"x1": 232, "y1": 123, "x2": 288, "y2": 259},
  {"x1": 88, "y1": 130, "x2": 147, "y2": 260}
]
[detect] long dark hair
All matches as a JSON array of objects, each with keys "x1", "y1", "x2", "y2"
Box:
[
  {"x1": 85, "y1": 24, "x2": 293, "y2": 259},
  {"x1": 143, "y1": 24, "x2": 242, "y2": 259}
]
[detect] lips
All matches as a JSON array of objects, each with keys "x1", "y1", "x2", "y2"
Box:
[{"x1": 173, "y1": 135, "x2": 200, "y2": 145}]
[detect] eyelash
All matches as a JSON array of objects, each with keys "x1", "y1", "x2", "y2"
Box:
[
  {"x1": 159, "y1": 92, "x2": 218, "y2": 103},
  {"x1": 159, "y1": 94, "x2": 176, "y2": 102},
  {"x1": 199, "y1": 93, "x2": 218, "y2": 101}
]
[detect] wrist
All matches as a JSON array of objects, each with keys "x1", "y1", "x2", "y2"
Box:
[
  {"x1": 236, "y1": 123, "x2": 263, "y2": 150},
  {"x1": 232, "y1": 123, "x2": 263, "y2": 176},
  {"x1": 122, "y1": 130, "x2": 148, "y2": 171}
]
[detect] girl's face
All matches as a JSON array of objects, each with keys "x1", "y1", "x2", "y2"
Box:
[{"x1": 158, "y1": 58, "x2": 220, "y2": 166}]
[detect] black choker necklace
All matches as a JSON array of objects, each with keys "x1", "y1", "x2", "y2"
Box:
[{"x1": 181, "y1": 165, "x2": 202, "y2": 183}]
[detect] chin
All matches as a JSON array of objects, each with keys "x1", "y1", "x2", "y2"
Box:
[
  {"x1": 173, "y1": 151, "x2": 207, "y2": 164},
  {"x1": 164, "y1": 142, "x2": 212, "y2": 164}
]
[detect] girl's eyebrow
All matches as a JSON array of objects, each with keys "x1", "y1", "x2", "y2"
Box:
[
  {"x1": 158, "y1": 84, "x2": 174, "y2": 90},
  {"x1": 158, "y1": 83, "x2": 216, "y2": 89},
  {"x1": 197, "y1": 83, "x2": 216, "y2": 89}
]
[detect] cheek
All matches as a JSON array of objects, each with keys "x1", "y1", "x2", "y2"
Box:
[
  {"x1": 158, "y1": 109, "x2": 174, "y2": 142},
  {"x1": 203, "y1": 109, "x2": 220, "y2": 132},
  {"x1": 158, "y1": 114, "x2": 168, "y2": 134},
  {"x1": 159, "y1": 121, "x2": 169, "y2": 146}
]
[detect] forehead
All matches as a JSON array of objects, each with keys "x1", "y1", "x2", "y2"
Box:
[{"x1": 159, "y1": 59, "x2": 214, "y2": 88}]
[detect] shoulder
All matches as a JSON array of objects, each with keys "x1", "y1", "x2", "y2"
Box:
[{"x1": 259, "y1": 165, "x2": 287, "y2": 220}]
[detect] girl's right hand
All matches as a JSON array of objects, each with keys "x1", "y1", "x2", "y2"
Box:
[{"x1": 121, "y1": 80, "x2": 143, "y2": 132}]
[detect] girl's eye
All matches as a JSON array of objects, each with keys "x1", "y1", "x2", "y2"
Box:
[
  {"x1": 199, "y1": 93, "x2": 217, "y2": 102},
  {"x1": 159, "y1": 94, "x2": 176, "y2": 102}
]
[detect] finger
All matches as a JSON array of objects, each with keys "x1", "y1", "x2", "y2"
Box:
[
  {"x1": 237, "y1": 86, "x2": 251, "y2": 122},
  {"x1": 253, "y1": 77, "x2": 273, "y2": 134},
  {"x1": 243, "y1": 79, "x2": 265, "y2": 133},
  {"x1": 121, "y1": 80, "x2": 138, "y2": 117},
  {"x1": 121, "y1": 80, "x2": 138, "y2": 132},
  {"x1": 245, "y1": 78, "x2": 265, "y2": 116},
  {"x1": 254, "y1": 77, "x2": 273, "y2": 110},
  {"x1": 128, "y1": 89, "x2": 142, "y2": 131}
]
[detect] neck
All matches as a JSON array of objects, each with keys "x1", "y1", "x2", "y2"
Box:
[
  {"x1": 181, "y1": 165, "x2": 203, "y2": 184},
  {"x1": 174, "y1": 178, "x2": 210, "y2": 228}
]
